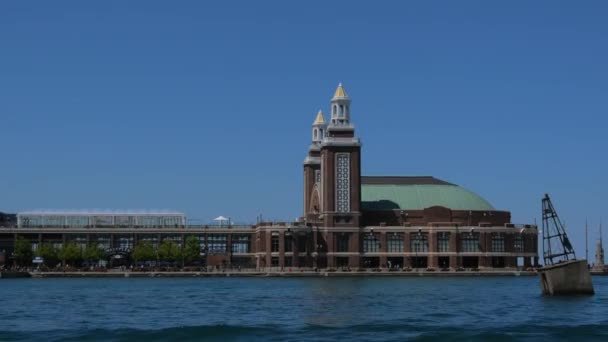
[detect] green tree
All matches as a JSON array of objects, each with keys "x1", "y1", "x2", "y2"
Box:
[
  {"x1": 158, "y1": 240, "x2": 181, "y2": 263},
  {"x1": 58, "y1": 242, "x2": 82, "y2": 266},
  {"x1": 183, "y1": 236, "x2": 201, "y2": 265},
  {"x1": 13, "y1": 236, "x2": 33, "y2": 267},
  {"x1": 36, "y1": 243, "x2": 58, "y2": 266},
  {"x1": 83, "y1": 244, "x2": 105, "y2": 263},
  {"x1": 132, "y1": 240, "x2": 155, "y2": 263}
]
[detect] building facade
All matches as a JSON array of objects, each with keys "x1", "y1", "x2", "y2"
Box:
[
  {"x1": 255, "y1": 84, "x2": 538, "y2": 271},
  {"x1": 0, "y1": 84, "x2": 538, "y2": 271}
]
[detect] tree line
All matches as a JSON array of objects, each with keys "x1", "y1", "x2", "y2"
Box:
[{"x1": 12, "y1": 236, "x2": 202, "y2": 267}]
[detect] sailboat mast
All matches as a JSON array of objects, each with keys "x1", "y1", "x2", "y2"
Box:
[{"x1": 586, "y1": 219, "x2": 589, "y2": 261}]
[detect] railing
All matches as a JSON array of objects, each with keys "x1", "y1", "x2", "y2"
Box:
[
  {"x1": 0, "y1": 220, "x2": 307, "y2": 229},
  {"x1": 506, "y1": 223, "x2": 538, "y2": 230},
  {"x1": 0, "y1": 222, "x2": 537, "y2": 230}
]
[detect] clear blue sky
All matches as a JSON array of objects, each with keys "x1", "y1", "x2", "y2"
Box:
[{"x1": 1, "y1": 1, "x2": 607, "y2": 254}]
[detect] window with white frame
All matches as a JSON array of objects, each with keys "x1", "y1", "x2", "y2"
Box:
[
  {"x1": 461, "y1": 233, "x2": 480, "y2": 252},
  {"x1": 437, "y1": 232, "x2": 450, "y2": 252},
  {"x1": 388, "y1": 233, "x2": 403, "y2": 252},
  {"x1": 363, "y1": 234, "x2": 380, "y2": 253},
  {"x1": 492, "y1": 233, "x2": 505, "y2": 252},
  {"x1": 410, "y1": 233, "x2": 429, "y2": 252},
  {"x1": 514, "y1": 235, "x2": 524, "y2": 253}
]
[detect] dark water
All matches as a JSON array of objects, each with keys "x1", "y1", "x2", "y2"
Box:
[{"x1": 1, "y1": 276, "x2": 607, "y2": 341}]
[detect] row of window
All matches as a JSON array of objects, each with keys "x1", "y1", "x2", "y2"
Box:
[
  {"x1": 266, "y1": 232, "x2": 525, "y2": 254},
  {"x1": 270, "y1": 235, "x2": 294, "y2": 252},
  {"x1": 45, "y1": 234, "x2": 253, "y2": 253},
  {"x1": 362, "y1": 233, "x2": 525, "y2": 253},
  {"x1": 19, "y1": 215, "x2": 185, "y2": 228}
]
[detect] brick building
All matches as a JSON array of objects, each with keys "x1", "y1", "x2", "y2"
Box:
[
  {"x1": 254, "y1": 84, "x2": 538, "y2": 270},
  {"x1": 0, "y1": 84, "x2": 538, "y2": 271}
]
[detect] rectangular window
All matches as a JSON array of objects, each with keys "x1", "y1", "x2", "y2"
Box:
[
  {"x1": 461, "y1": 233, "x2": 480, "y2": 252},
  {"x1": 297, "y1": 235, "x2": 307, "y2": 253},
  {"x1": 114, "y1": 216, "x2": 133, "y2": 227},
  {"x1": 66, "y1": 216, "x2": 90, "y2": 227},
  {"x1": 139, "y1": 216, "x2": 160, "y2": 228},
  {"x1": 163, "y1": 235, "x2": 182, "y2": 247},
  {"x1": 91, "y1": 234, "x2": 111, "y2": 250},
  {"x1": 93, "y1": 216, "x2": 114, "y2": 227},
  {"x1": 514, "y1": 235, "x2": 524, "y2": 253},
  {"x1": 337, "y1": 233, "x2": 350, "y2": 252},
  {"x1": 284, "y1": 234, "x2": 293, "y2": 252},
  {"x1": 113, "y1": 235, "x2": 134, "y2": 250},
  {"x1": 139, "y1": 234, "x2": 160, "y2": 249},
  {"x1": 437, "y1": 232, "x2": 450, "y2": 253},
  {"x1": 492, "y1": 234, "x2": 505, "y2": 252},
  {"x1": 335, "y1": 153, "x2": 350, "y2": 213},
  {"x1": 207, "y1": 234, "x2": 227, "y2": 253},
  {"x1": 410, "y1": 233, "x2": 429, "y2": 253},
  {"x1": 42, "y1": 215, "x2": 64, "y2": 227},
  {"x1": 363, "y1": 233, "x2": 380, "y2": 253},
  {"x1": 271, "y1": 234, "x2": 279, "y2": 252},
  {"x1": 388, "y1": 233, "x2": 404, "y2": 253},
  {"x1": 231, "y1": 235, "x2": 250, "y2": 253}
]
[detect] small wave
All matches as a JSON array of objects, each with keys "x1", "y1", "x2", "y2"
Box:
[
  {"x1": 0, "y1": 324, "x2": 284, "y2": 342},
  {"x1": 2, "y1": 323, "x2": 608, "y2": 342}
]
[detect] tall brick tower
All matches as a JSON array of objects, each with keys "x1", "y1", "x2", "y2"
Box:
[{"x1": 317, "y1": 83, "x2": 362, "y2": 228}]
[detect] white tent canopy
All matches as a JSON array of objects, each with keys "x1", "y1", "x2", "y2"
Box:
[{"x1": 213, "y1": 216, "x2": 230, "y2": 226}]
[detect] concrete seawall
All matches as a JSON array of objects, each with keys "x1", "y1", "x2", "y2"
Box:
[{"x1": 27, "y1": 270, "x2": 537, "y2": 278}]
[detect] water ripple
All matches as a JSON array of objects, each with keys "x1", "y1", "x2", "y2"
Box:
[{"x1": 1, "y1": 277, "x2": 607, "y2": 341}]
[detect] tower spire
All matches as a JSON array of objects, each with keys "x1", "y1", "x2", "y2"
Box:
[
  {"x1": 311, "y1": 109, "x2": 327, "y2": 143},
  {"x1": 594, "y1": 218, "x2": 605, "y2": 272},
  {"x1": 313, "y1": 109, "x2": 326, "y2": 125},
  {"x1": 333, "y1": 82, "x2": 348, "y2": 99},
  {"x1": 329, "y1": 83, "x2": 352, "y2": 126}
]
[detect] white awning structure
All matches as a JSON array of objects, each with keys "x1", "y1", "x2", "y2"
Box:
[{"x1": 213, "y1": 216, "x2": 230, "y2": 226}]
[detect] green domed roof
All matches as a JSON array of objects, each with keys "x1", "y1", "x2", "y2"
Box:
[{"x1": 361, "y1": 177, "x2": 494, "y2": 211}]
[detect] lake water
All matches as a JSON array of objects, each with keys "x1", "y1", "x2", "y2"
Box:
[{"x1": 1, "y1": 276, "x2": 607, "y2": 341}]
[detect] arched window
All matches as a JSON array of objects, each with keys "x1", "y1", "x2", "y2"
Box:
[
  {"x1": 339, "y1": 105, "x2": 344, "y2": 116},
  {"x1": 313, "y1": 129, "x2": 318, "y2": 140},
  {"x1": 333, "y1": 105, "x2": 337, "y2": 115},
  {"x1": 319, "y1": 129, "x2": 323, "y2": 138}
]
